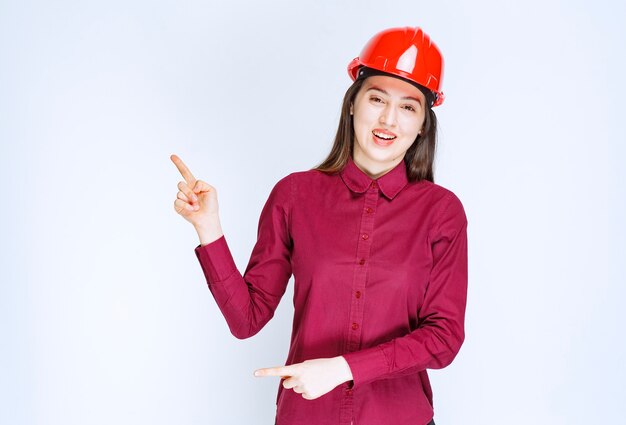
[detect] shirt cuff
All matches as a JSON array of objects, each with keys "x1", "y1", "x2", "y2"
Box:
[
  {"x1": 194, "y1": 235, "x2": 238, "y2": 284},
  {"x1": 341, "y1": 345, "x2": 389, "y2": 389}
]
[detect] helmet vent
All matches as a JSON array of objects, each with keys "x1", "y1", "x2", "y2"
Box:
[{"x1": 397, "y1": 45, "x2": 418, "y2": 74}]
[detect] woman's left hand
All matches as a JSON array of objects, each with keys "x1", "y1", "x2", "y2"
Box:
[{"x1": 254, "y1": 356, "x2": 354, "y2": 400}]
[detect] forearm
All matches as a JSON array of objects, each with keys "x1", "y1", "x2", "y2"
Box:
[
  {"x1": 194, "y1": 225, "x2": 293, "y2": 340},
  {"x1": 195, "y1": 235, "x2": 277, "y2": 340},
  {"x1": 342, "y1": 317, "x2": 465, "y2": 388}
]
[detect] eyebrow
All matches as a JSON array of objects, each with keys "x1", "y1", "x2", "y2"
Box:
[{"x1": 366, "y1": 86, "x2": 423, "y2": 104}]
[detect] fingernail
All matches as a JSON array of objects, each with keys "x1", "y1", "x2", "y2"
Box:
[
  {"x1": 254, "y1": 371, "x2": 260, "y2": 376},
  {"x1": 193, "y1": 194, "x2": 198, "y2": 201}
]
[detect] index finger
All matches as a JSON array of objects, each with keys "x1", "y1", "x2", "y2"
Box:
[
  {"x1": 254, "y1": 365, "x2": 293, "y2": 378},
  {"x1": 170, "y1": 154, "x2": 197, "y2": 186}
]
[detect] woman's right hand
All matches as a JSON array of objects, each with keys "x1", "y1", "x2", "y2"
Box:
[{"x1": 170, "y1": 154, "x2": 220, "y2": 230}]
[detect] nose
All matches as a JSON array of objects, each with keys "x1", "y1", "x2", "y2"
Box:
[{"x1": 379, "y1": 103, "x2": 397, "y2": 126}]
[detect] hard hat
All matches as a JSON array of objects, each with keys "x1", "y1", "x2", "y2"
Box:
[{"x1": 348, "y1": 27, "x2": 445, "y2": 107}]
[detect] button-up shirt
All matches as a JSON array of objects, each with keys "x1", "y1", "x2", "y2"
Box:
[{"x1": 194, "y1": 154, "x2": 468, "y2": 425}]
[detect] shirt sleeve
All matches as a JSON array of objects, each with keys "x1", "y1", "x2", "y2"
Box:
[
  {"x1": 193, "y1": 174, "x2": 293, "y2": 339},
  {"x1": 342, "y1": 191, "x2": 468, "y2": 388}
]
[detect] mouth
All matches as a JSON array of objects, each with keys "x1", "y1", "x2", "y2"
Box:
[{"x1": 372, "y1": 129, "x2": 397, "y2": 145}]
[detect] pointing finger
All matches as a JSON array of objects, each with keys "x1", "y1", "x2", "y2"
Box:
[
  {"x1": 170, "y1": 154, "x2": 197, "y2": 187},
  {"x1": 254, "y1": 366, "x2": 293, "y2": 378}
]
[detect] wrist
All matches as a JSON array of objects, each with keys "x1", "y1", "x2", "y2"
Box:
[
  {"x1": 336, "y1": 356, "x2": 354, "y2": 383},
  {"x1": 195, "y1": 220, "x2": 224, "y2": 246}
]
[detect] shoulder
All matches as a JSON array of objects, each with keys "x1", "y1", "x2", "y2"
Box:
[
  {"x1": 405, "y1": 179, "x2": 464, "y2": 208},
  {"x1": 264, "y1": 172, "x2": 295, "y2": 209},
  {"x1": 267, "y1": 168, "x2": 328, "y2": 203},
  {"x1": 280, "y1": 168, "x2": 337, "y2": 191},
  {"x1": 430, "y1": 187, "x2": 468, "y2": 243},
  {"x1": 288, "y1": 168, "x2": 335, "y2": 181},
  {"x1": 432, "y1": 182, "x2": 465, "y2": 214},
  {"x1": 410, "y1": 181, "x2": 467, "y2": 229}
]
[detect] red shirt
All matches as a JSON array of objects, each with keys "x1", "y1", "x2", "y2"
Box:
[{"x1": 194, "y1": 154, "x2": 468, "y2": 425}]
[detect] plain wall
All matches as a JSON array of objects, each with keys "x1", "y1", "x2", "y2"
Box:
[{"x1": 1, "y1": 0, "x2": 624, "y2": 424}]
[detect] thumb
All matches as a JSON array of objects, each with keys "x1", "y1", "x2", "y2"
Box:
[{"x1": 193, "y1": 180, "x2": 205, "y2": 193}]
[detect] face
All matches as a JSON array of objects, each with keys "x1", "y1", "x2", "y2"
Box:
[{"x1": 350, "y1": 75, "x2": 427, "y2": 177}]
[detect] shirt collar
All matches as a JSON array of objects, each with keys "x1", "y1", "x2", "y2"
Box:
[{"x1": 339, "y1": 155, "x2": 409, "y2": 200}]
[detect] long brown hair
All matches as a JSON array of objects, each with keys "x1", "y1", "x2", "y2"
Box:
[{"x1": 311, "y1": 76, "x2": 438, "y2": 183}]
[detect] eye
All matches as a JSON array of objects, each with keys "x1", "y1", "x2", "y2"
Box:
[
  {"x1": 369, "y1": 96, "x2": 384, "y2": 103},
  {"x1": 403, "y1": 105, "x2": 417, "y2": 112}
]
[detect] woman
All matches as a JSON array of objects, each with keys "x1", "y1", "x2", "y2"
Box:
[{"x1": 171, "y1": 26, "x2": 467, "y2": 425}]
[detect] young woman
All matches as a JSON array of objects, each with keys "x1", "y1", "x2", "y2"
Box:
[{"x1": 171, "y1": 26, "x2": 467, "y2": 425}]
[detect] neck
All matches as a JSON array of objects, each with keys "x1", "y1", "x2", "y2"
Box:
[{"x1": 352, "y1": 151, "x2": 400, "y2": 179}]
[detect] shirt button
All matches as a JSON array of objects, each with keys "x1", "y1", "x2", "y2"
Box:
[
  {"x1": 345, "y1": 388, "x2": 353, "y2": 395},
  {"x1": 351, "y1": 322, "x2": 359, "y2": 330},
  {"x1": 361, "y1": 233, "x2": 369, "y2": 240},
  {"x1": 355, "y1": 291, "x2": 361, "y2": 298},
  {"x1": 365, "y1": 207, "x2": 372, "y2": 214},
  {"x1": 370, "y1": 181, "x2": 377, "y2": 189},
  {"x1": 358, "y1": 258, "x2": 365, "y2": 265}
]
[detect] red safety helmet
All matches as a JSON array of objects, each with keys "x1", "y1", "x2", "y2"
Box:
[{"x1": 348, "y1": 27, "x2": 445, "y2": 107}]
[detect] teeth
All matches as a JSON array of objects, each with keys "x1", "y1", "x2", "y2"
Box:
[{"x1": 373, "y1": 130, "x2": 396, "y2": 140}]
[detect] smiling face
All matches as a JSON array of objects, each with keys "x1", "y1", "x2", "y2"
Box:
[{"x1": 350, "y1": 74, "x2": 427, "y2": 178}]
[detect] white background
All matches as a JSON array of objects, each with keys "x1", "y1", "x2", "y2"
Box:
[{"x1": 1, "y1": 1, "x2": 624, "y2": 424}]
